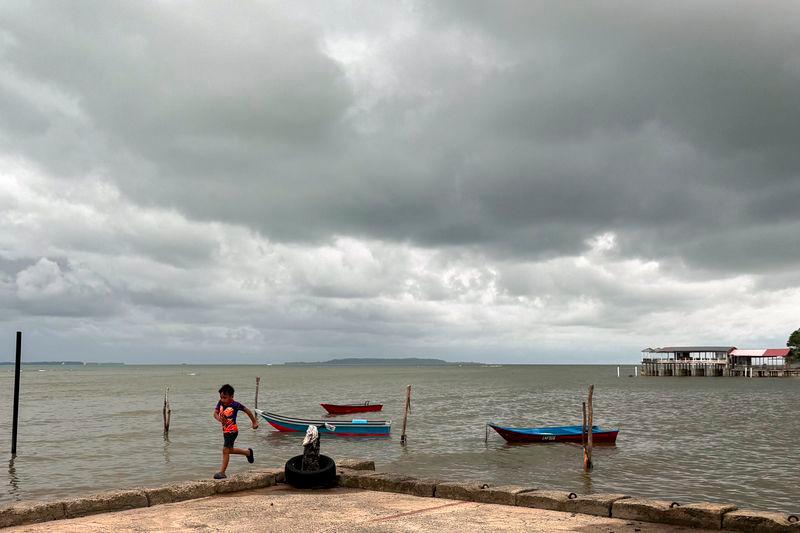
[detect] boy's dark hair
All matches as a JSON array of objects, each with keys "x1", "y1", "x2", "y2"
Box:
[{"x1": 218, "y1": 384, "x2": 235, "y2": 396}]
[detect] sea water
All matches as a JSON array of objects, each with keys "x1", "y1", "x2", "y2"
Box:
[{"x1": 0, "y1": 364, "x2": 798, "y2": 512}]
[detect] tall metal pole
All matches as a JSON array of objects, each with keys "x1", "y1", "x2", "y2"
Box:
[{"x1": 12, "y1": 331, "x2": 22, "y2": 455}]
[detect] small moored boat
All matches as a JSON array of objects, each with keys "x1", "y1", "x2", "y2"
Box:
[
  {"x1": 320, "y1": 402, "x2": 383, "y2": 415},
  {"x1": 488, "y1": 424, "x2": 618, "y2": 444},
  {"x1": 256, "y1": 409, "x2": 391, "y2": 437}
]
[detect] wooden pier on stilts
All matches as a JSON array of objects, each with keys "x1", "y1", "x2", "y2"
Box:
[{"x1": 640, "y1": 346, "x2": 799, "y2": 377}]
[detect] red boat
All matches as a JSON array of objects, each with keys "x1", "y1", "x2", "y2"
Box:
[{"x1": 320, "y1": 402, "x2": 383, "y2": 415}]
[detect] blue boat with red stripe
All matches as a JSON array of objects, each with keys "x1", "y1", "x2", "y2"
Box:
[
  {"x1": 488, "y1": 423, "x2": 618, "y2": 444},
  {"x1": 256, "y1": 409, "x2": 391, "y2": 437}
]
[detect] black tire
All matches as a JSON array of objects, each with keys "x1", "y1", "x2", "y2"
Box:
[{"x1": 284, "y1": 454, "x2": 337, "y2": 489}]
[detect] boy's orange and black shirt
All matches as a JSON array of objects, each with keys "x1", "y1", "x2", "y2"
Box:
[{"x1": 215, "y1": 400, "x2": 245, "y2": 433}]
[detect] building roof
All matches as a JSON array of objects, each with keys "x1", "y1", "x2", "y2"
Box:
[
  {"x1": 643, "y1": 346, "x2": 736, "y2": 353},
  {"x1": 730, "y1": 348, "x2": 790, "y2": 357},
  {"x1": 730, "y1": 349, "x2": 764, "y2": 356}
]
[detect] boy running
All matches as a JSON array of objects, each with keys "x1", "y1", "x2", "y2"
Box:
[{"x1": 213, "y1": 383, "x2": 259, "y2": 479}]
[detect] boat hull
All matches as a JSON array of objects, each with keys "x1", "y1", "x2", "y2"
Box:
[
  {"x1": 489, "y1": 424, "x2": 618, "y2": 444},
  {"x1": 320, "y1": 403, "x2": 383, "y2": 415},
  {"x1": 257, "y1": 410, "x2": 391, "y2": 437}
]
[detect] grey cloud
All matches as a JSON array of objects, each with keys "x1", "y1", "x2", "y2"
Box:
[
  {"x1": 14, "y1": 258, "x2": 120, "y2": 317},
  {"x1": 3, "y1": 1, "x2": 799, "y2": 278},
  {"x1": 0, "y1": 85, "x2": 49, "y2": 135}
]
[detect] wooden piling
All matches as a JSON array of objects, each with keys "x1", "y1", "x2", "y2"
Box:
[
  {"x1": 162, "y1": 387, "x2": 171, "y2": 439},
  {"x1": 581, "y1": 401, "x2": 587, "y2": 448},
  {"x1": 400, "y1": 385, "x2": 411, "y2": 445},
  {"x1": 11, "y1": 331, "x2": 22, "y2": 455},
  {"x1": 255, "y1": 376, "x2": 260, "y2": 409},
  {"x1": 584, "y1": 384, "x2": 594, "y2": 471}
]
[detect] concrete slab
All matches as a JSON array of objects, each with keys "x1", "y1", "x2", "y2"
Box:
[
  {"x1": 470, "y1": 485, "x2": 535, "y2": 506},
  {"x1": 667, "y1": 502, "x2": 738, "y2": 530},
  {"x1": 213, "y1": 471, "x2": 276, "y2": 493},
  {"x1": 337, "y1": 459, "x2": 376, "y2": 471},
  {"x1": 143, "y1": 480, "x2": 216, "y2": 506},
  {"x1": 336, "y1": 469, "x2": 369, "y2": 489},
  {"x1": 435, "y1": 481, "x2": 492, "y2": 502},
  {"x1": 516, "y1": 489, "x2": 574, "y2": 512},
  {"x1": 62, "y1": 490, "x2": 148, "y2": 519},
  {"x1": 392, "y1": 477, "x2": 441, "y2": 498},
  {"x1": 563, "y1": 493, "x2": 629, "y2": 517},
  {"x1": 356, "y1": 472, "x2": 417, "y2": 492},
  {"x1": 722, "y1": 509, "x2": 800, "y2": 532},
  {"x1": 0, "y1": 501, "x2": 64, "y2": 529},
  {"x1": 613, "y1": 497, "x2": 677, "y2": 523},
  {"x1": 4, "y1": 485, "x2": 716, "y2": 532}
]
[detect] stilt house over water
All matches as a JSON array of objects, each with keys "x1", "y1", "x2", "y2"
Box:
[
  {"x1": 728, "y1": 349, "x2": 792, "y2": 376},
  {"x1": 640, "y1": 346, "x2": 795, "y2": 377}
]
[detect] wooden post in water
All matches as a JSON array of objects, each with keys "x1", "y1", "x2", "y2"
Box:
[
  {"x1": 11, "y1": 332, "x2": 22, "y2": 455},
  {"x1": 400, "y1": 385, "x2": 411, "y2": 445},
  {"x1": 254, "y1": 376, "x2": 261, "y2": 409},
  {"x1": 162, "y1": 387, "x2": 171, "y2": 439},
  {"x1": 584, "y1": 384, "x2": 594, "y2": 471},
  {"x1": 581, "y1": 401, "x2": 587, "y2": 467}
]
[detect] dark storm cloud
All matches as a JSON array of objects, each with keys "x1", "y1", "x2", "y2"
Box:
[
  {"x1": 3, "y1": 1, "x2": 800, "y2": 367},
  {"x1": 3, "y1": 1, "x2": 799, "y2": 275}
]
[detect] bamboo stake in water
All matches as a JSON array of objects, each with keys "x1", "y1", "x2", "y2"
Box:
[
  {"x1": 582, "y1": 401, "x2": 589, "y2": 470},
  {"x1": 163, "y1": 387, "x2": 171, "y2": 439},
  {"x1": 581, "y1": 401, "x2": 587, "y2": 445},
  {"x1": 12, "y1": 331, "x2": 22, "y2": 455},
  {"x1": 255, "y1": 376, "x2": 261, "y2": 409},
  {"x1": 584, "y1": 384, "x2": 594, "y2": 471},
  {"x1": 400, "y1": 385, "x2": 411, "y2": 445}
]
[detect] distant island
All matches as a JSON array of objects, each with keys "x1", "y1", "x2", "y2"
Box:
[{"x1": 283, "y1": 357, "x2": 480, "y2": 366}]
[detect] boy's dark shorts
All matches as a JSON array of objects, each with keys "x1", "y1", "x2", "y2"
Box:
[{"x1": 223, "y1": 431, "x2": 238, "y2": 448}]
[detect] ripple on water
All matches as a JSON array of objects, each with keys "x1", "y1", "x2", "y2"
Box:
[{"x1": 0, "y1": 364, "x2": 798, "y2": 512}]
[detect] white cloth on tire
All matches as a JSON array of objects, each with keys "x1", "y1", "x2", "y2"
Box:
[{"x1": 303, "y1": 424, "x2": 319, "y2": 445}]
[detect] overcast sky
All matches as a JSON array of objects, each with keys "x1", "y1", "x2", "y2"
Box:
[{"x1": 1, "y1": 1, "x2": 798, "y2": 364}]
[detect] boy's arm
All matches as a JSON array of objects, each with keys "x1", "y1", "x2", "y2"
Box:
[{"x1": 243, "y1": 406, "x2": 259, "y2": 429}]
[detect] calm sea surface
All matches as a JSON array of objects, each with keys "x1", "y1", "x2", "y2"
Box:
[{"x1": 0, "y1": 364, "x2": 798, "y2": 512}]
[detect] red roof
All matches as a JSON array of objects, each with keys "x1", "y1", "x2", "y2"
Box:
[{"x1": 764, "y1": 348, "x2": 790, "y2": 357}]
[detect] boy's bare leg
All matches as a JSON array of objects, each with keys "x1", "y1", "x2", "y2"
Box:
[
  {"x1": 220, "y1": 448, "x2": 231, "y2": 474},
  {"x1": 229, "y1": 447, "x2": 249, "y2": 456}
]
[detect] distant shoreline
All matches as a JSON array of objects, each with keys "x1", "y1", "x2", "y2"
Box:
[
  {"x1": 0, "y1": 361, "x2": 643, "y2": 366},
  {"x1": 0, "y1": 361, "x2": 125, "y2": 366},
  {"x1": 282, "y1": 357, "x2": 482, "y2": 366}
]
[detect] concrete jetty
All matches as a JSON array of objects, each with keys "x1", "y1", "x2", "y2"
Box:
[
  {"x1": 1, "y1": 460, "x2": 797, "y2": 532},
  {"x1": 5, "y1": 484, "x2": 712, "y2": 532}
]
